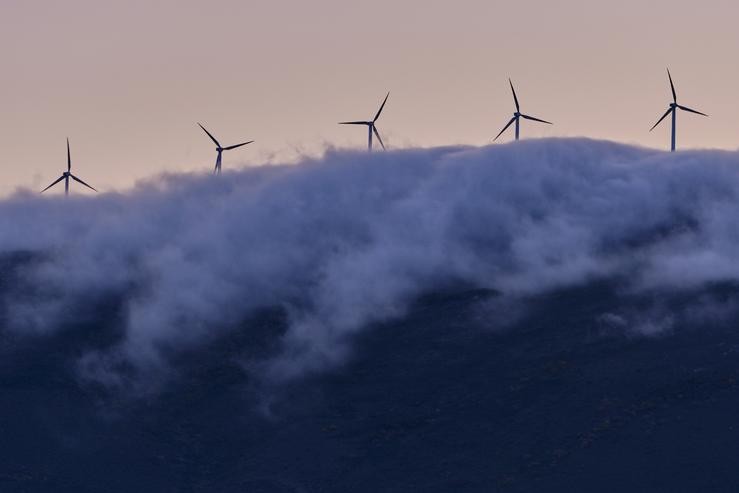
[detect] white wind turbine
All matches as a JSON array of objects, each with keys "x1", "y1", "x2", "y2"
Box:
[
  {"x1": 41, "y1": 139, "x2": 97, "y2": 196},
  {"x1": 198, "y1": 123, "x2": 254, "y2": 174},
  {"x1": 339, "y1": 92, "x2": 390, "y2": 151},
  {"x1": 493, "y1": 79, "x2": 552, "y2": 141},
  {"x1": 650, "y1": 68, "x2": 708, "y2": 152}
]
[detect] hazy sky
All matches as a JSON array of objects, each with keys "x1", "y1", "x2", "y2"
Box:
[{"x1": 2, "y1": 0, "x2": 738, "y2": 195}]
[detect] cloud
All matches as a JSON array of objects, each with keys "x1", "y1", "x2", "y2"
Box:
[{"x1": 3, "y1": 138, "x2": 739, "y2": 389}]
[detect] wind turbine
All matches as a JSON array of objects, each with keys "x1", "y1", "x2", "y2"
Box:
[
  {"x1": 493, "y1": 79, "x2": 552, "y2": 141},
  {"x1": 197, "y1": 123, "x2": 254, "y2": 174},
  {"x1": 650, "y1": 68, "x2": 708, "y2": 152},
  {"x1": 41, "y1": 139, "x2": 97, "y2": 196},
  {"x1": 339, "y1": 92, "x2": 389, "y2": 151}
]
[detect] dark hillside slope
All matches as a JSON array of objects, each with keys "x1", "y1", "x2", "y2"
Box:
[
  {"x1": 4, "y1": 140, "x2": 739, "y2": 491},
  {"x1": 1, "y1": 282, "x2": 739, "y2": 492}
]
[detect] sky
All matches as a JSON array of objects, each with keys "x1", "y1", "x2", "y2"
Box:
[{"x1": 1, "y1": 0, "x2": 739, "y2": 196}]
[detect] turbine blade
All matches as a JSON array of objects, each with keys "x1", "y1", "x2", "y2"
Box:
[
  {"x1": 373, "y1": 92, "x2": 390, "y2": 122},
  {"x1": 70, "y1": 174, "x2": 97, "y2": 192},
  {"x1": 521, "y1": 114, "x2": 552, "y2": 125},
  {"x1": 215, "y1": 152, "x2": 222, "y2": 173},
  {"x1": 197, "y1": 122, "x2": 221, "y2": 147},
  {"x1": 650, "y1": 107, "x2": 673, "y2": 131},
  {"x1": 223, "y1": 140, "x2": 254, "y2": 150},
  {"x1": 372, "y1": 125, "x2": 386, "y2": 150},
  {"x1": 67, "y1": 138, "x2": 71, "y2": 172},
  {"x1": 667, "y1": 68, "x2": 677, "y2": 103},
  {"x1": 677, "y1": 105, "x2": 708, "y2": 117},
  {"x1": 41, "y1": 175, "x2": 65, "y2": 193},
  {"x1": 492, "y1": 117, "x2": 517, "y2": 141},
  {"x1": 509, "y1": 79, "x2": 520, "y2": 112},
  {"x1": 339, "y1": 121, "x2": 371, "y2": 125}
]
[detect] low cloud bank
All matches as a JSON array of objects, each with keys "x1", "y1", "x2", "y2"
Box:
[{"x1": 2, "y1": 138, "x2": 739, "y2": 388}]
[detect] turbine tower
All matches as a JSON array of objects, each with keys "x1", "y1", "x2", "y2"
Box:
[
  {"x1": 339, "y1": 92, "x2": 389, "y2": 151},
  {"x1": 493, "y1": 79, "x2": 552, "y2": 142},
  {"x1": 650, "y1": 68, "x2": 708, "y2": 152},
  {"x1": 41, "y1": 139, "x2": 97, "y2": 196},
  {"x1": 198, "y1": 123, "x2": 254, "y2": 174}
]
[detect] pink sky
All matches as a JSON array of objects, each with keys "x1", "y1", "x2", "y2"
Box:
[{"x1": 1, "y1": 0, "x2": 738, "y2": 195}]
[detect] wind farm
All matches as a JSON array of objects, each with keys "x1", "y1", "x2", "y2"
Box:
[
  {"x1": 30, "y1": 68, "x2": 717, "y2": 197},
  {"x1": 8, "y1": 0, "x2": 739, "y2": 489}
]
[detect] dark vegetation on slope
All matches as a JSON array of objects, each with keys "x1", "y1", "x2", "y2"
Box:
[{"x1": 1, "y1": 275, "x2": 739, "y2": 492}]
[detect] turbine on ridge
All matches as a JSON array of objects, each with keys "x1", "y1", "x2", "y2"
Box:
[
  {"x1": 198, "y1": 123, "x2": 254, "y2": 174},
  {"x1": 339, "y1": 92, "x2": 389, "y2": 151},
  {"x1": 493, "y1": 79, "x2": 552, "y2": 142},
  {"x1": 650, "y1": 68, "x2": 708, "y2": 152},
  {"x1": 41, "y1": 139, "x2": 97, "y2": 196}
]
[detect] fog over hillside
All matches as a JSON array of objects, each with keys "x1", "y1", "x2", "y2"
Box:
[{"x1": 3, "y1": 138, "x2": 739, "y2": 391}]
